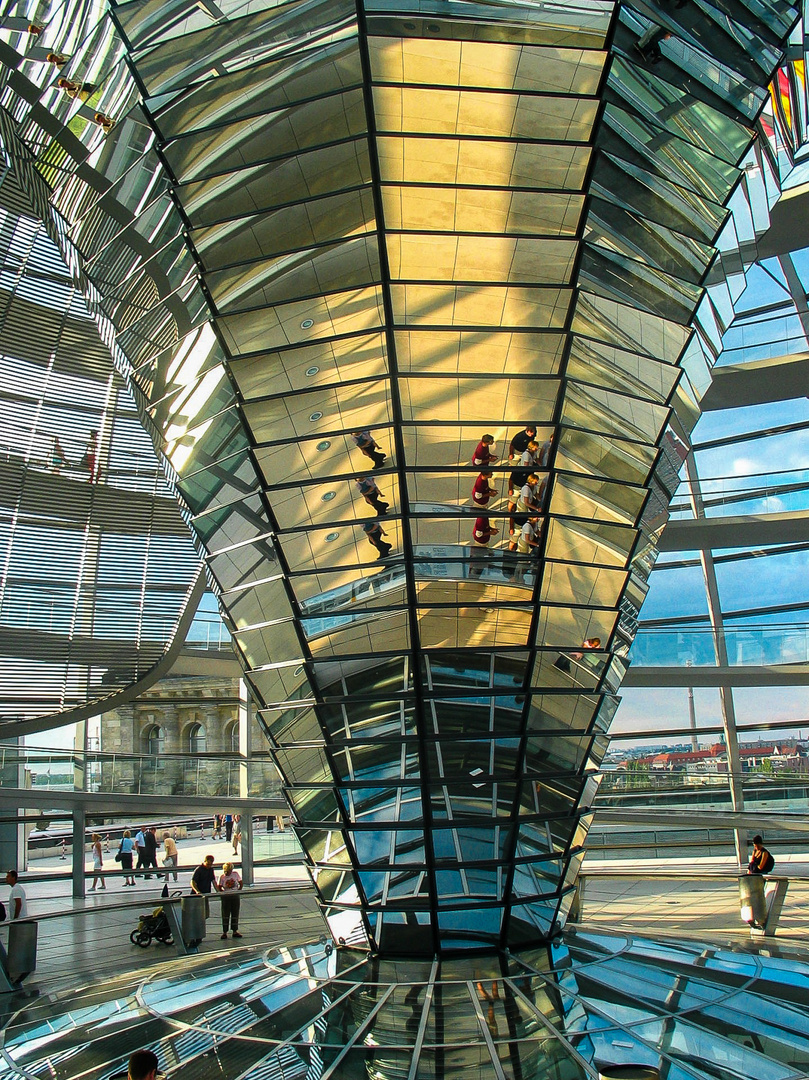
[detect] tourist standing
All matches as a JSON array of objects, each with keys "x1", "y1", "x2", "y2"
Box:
[
  {"x1": 162, "y1": 832, "x2": 179, "y2": 882},
  {"x1": 90, "y1": 833, "x2": 106, "y2": 890},
  {"x1": 117, "y1": 830, "x2": 136, "y2": 886},
  {"x1": 5, "y1": 870, "x2": 27, "y2": 919},
  {"x1": 218, "y1": 861, "x2": 243, "y2": 939}
]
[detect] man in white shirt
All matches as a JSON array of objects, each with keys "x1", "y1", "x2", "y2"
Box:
[{"x1": 5, "y1": 870, "x2": 27, "y2": 919}]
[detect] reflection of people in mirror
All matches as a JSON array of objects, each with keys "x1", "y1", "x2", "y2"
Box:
[
  {"x1": 57, "y1": 76, "x2": 80, "y2": 97},
  {"x1": 554, "y1": 637, "x2": 601, "y2": 674},
  {"x1": 508, "y1": 424, "x2": 536, "y2": 461},
  {"x1": 470, "y1": 517, "x2": 498, "y2": 578},
  {"x1": 472, "y1": 471, "x2": 497, "y2": 507},
  {"x1": 520, "y1": 441, "x2": 542, "y2": 470},
  {"x1": 516, "y1": 516, "x2": 541, "y2": 555},
  {"x1": 57, "y1": 77, "x2": 95, "y2": 101},
  {"x1": 510, "y1": 516, "x2": 542, "y2": 582},
  {"x1": 475, "y1": 981, "x2": 500, "y2": 1038},
  {"x1": 352, "y1": 430, "x2": 386, "y2": 470},
  {"x1": 93, "y1": 111, "x2": 115, "y2": 133},
  {"x1": 516, "y1": 474, "x2": 544, "y2": 514},
  {"x1": 507, "y1": 513, "x2": 527, "y2": 552},
  {"x1": 51, "y1": 436, "x2": 67, "y2": 473},
  {"x1": 356, "y1": 476, "x2": 389, "y2": 516},
  {"x1": 363, "y1": 521, "x2": 392, "y2": 559},
  {"x1": 472, "y1": 434, "x2": 497, "y2": 466},
  {"x1": 509, "y1": 440, "x2": 541, "y2": 506},
  {"x1": 636, "y1": 24, "x2": 671, "y2": 63},
  {"x1": 472, "y1": 517, "x2": 498, "y2": 546},
  {"x1": 83, "y1": 429, "x2": 99, "y2": 482}
]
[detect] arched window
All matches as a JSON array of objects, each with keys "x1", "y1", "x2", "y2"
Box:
[
  {"x1": 227, "y1": 721, "x2": 239, "y2": 754},
  {"x1": 143, "y1": 724, "x2": 165, "y2": 757},
  {"x1": 188, "y1": 722, "x2": 207, "y2": 755}
]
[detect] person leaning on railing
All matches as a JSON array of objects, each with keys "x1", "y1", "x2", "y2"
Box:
[{"x1": 747, "y1": 834, "x2": 775, "y2": 874}]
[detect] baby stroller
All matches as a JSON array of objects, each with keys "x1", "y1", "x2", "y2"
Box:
[{"x1": 130, "y1": 904, "x2": 174, "y2": 947}]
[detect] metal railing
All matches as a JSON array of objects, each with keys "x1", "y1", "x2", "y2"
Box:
[
  {"x1": 668, "y1": 466, "x2": 809, "y2": 518},
  {"x1": 629, "y1": 624, "x2": 809, "y2": 667},
  {"x1": 0, "y1": 745, "x2": 282, "y2": 800}
]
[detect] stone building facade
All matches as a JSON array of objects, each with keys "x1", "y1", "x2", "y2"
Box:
[{"x1": 99, "y1": 676, "x2": 279, "y2": 800}]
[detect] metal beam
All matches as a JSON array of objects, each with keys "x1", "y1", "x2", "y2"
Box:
[
  {"x1": 658, "y1": 510, "x2": 809, "y2": 551},
  {"x1": 701, "y1": 352, "x2": 809, "y2": 411},
  {"x1": 622, "y1": 663, "x2": 809, "y2": 686},
  {"x1": 594, "y1": 808, "x2": 809, "y2": 832}
]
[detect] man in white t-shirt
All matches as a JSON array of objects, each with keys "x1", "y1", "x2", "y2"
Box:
[{"x1": 5, "y1": 870, "x2": 27, "y2": 919}]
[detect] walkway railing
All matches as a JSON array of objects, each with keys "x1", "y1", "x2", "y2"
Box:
[{"x1": 0, "y1": 744, "x2": 282, "y2": 800}]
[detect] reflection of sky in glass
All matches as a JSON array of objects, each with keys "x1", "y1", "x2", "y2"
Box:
[
  {"x1": 715, "y1": 548, "x2": 809, "y2": 609},
  {"x1": 634, "y1": 564, "x2": 709, "y2": 623},
  {"x1": 696, "y1": 398, "x2": 809, "y2": 442},
  {"x1": 186, "y1": 590, "x2": 231, "y2": 648}
]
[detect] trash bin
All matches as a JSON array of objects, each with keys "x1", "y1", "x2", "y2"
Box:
[
  {"x1": 598, "y1": 1068, "x2": 660, "y2": 1080},
  {"x1": 7, "y1": 920, "x2": 37, "y2": 981},
  {"x1": 740, "y1": 874, "x2": 768, "y2": 927},
  {"x1": 181, "y1": 895, "x2": 207, "y2": 945}
]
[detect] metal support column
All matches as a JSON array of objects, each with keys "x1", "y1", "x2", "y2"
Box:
[
  {"x1": 240, "y1": 805, "x2": 253, "y2": 887},
  {"x1": 238, "y1": 681, "x2": 254, "y2": 886},
  {"x1": 72, "y1": 806, "x2": 85, "y2": 898},
  {"x1": 685, "y1": 453, "x2": 746, "y2": 865}
]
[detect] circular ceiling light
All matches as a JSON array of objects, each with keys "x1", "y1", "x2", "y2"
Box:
[
  {"x1": 321, "y1": 491, "x2": 336, "y2": 502},
  {"x1": 293, "y1": 665, "x2": 304, "y2": 676},
  {"x1": 317, "y1": 440, "x2": 331, "y2": 452},
  {"x1": 300, "y1": 318, "x2": 314, "y2": 329},
  {"x1": 309, "y1": 411, "x2": 323, "y2": 422},
  {"x1": 325, "y1": 531, "x2": 339, "y2": 543},
  {"x1": 305, "y1": 366, "x2": 319, "y2": 377}
]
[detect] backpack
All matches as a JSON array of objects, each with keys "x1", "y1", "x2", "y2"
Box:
[
  {"x1": 0, "y1": 899, "x2": 6, "y2": 921},
  {"x1": 760, "y1": 850, "x2": 775, "y2": 873}
]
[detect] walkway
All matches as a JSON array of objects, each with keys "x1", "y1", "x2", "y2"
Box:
[
  {"x1": 578, "y1": 851, "x2": 809, "y2": 941},
  {"x1": 1, "y1": 832, "x2": 315, "y2": 995},
  {"x1": 6, "y1": 846, "x2": 809, "y2": 1003}
]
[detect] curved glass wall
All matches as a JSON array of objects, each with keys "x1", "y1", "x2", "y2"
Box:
[{"x1": 0, "y1": 167, "x2": 200, "y2": 723}]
